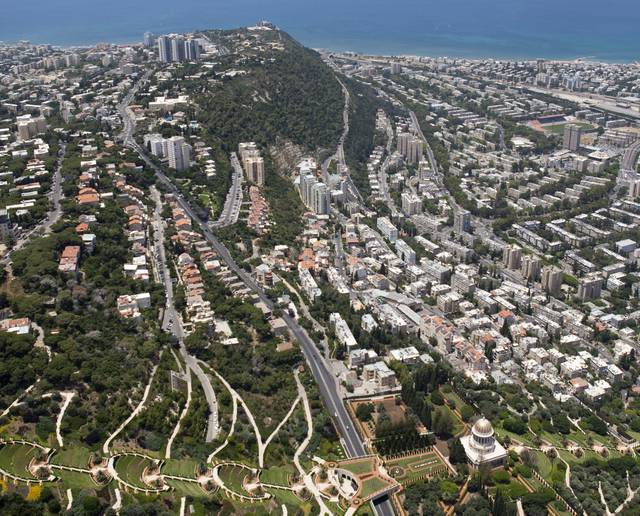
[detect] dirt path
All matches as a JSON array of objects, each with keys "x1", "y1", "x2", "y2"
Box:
[
  {"x1": 55, "y1": 391, "x2": 75, "y2": 447},
  {"x1": 112, "y1": 488, "x2": 122, "y2": 514},
  {"x1": 293, "y1": 370, "x2": 331, "y2": 516},
  {"x1": 1, "y1": 380, "x2": 39, "y2": 417},
  {"x1": 205, "y1": 363, "x2": 264, "y2": 466},
  {"x1": 208, "y1": 394, "x2": 238, "y2": 463},
  {"x1": 165, "y1": 367, "x2": 192, "y2": 459},
  {"x1": 102, "y1": 352, "x2": 163, "y2": 454},
  {"x1": 261, "y1": 396, "x2": 301, "y2": 464},
  {"x1": 32, "y1": 322, "x2": 52, "y2": 361}
]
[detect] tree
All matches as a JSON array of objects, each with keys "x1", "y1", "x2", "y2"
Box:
[
  {"x1": 356, "y1": 403, "x2": 375, "y2": 422},
  {"x1": 503, "y1": 417, "x2": 528, "y2": 435},
  {"x1": 431, "y1": 390, "x2": 445, "y2": 405},
  {"x1": 553, "y1": 414, "x2": 571, "y2": 434},
  {"x1": 449, "y1": 437, "x2": 467, "y2": 464},
  {"x1": 460, "y1": 405, "x2": 474, "y2": 422},
  {"x1": 493, "y1": 488, "x2": 508, "y2": 516},
  {"x1": 433, "y1": 408, "x2": 454, "y2": 439},
  {"x1": 457, "y1": 496, "x2": 491, "y2": 515},
  {"x1": 583, "y1": 414, "x2": 608, "y2": 436}
]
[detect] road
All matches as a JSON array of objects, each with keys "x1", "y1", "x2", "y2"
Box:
[
  {"x1": 409, "y1": 110, "x2": 440, "y2": 179},
  {"x1": 149, "y1": 187, "x2": 220, "y2": 443},
  {"x1": 123, "y1": 74, "x2": 395, "y2": 516},
  {"x1": 334, "y1": 74, "x2": 365, "y2": 205},
  {"x1": 211, "y1": 152, "x2": 243, "y2": 228},
  {"x1": 2, "y1": 141, "x2": 66, "y2": 264},
  {"x1": 408, "y1": 108, "x2": 507, "y2": 248},
  {"x1": 524, "y1": 85, "x2": 640, "y2": 122},
  {"x1": 43, "y1": 142, "x2": 66, "y2": 234},
  {"x1": 621, "y1": 140, "x2": 640, "y2": 173}
]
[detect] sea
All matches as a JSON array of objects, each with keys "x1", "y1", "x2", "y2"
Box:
[{"x1": 2, "y1": 0, "x2": 640, "y2": 62}]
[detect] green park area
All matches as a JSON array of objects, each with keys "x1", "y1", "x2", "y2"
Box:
[
  {"x1": 339, "y1": 457, "x2": 376, "y2": 476},
  {"x1": 161, "y1": 458, "x2": 199, "y2": 478},
  {"x1": 0, "y1": 444, "x2": 38, "y2": 479},
  {"x1": 385, "y1": 451, "x2": 446, "y2": 484},
  {"x1": 114, "y1": 455, "x2": 155, "y2": 490},
  {"x1": 359, "y1": 475, "x2": 392, "y2": 499},
  {"x1": 217, "y1": 464, "x2": 251, "y2": 494},
  {"x1": 50, "y1": 447, "x2": 91, "y2": 469},
  {"x1": 198, "y1": 193, "x2": 219, "y2": 217},
  {"x1": 543, "y1": 121, "x2": 595, "y2": 135},
  {"x1": 259, "y1": 465, "x2": 294, "y2": 486}
]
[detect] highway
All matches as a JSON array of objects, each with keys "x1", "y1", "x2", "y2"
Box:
[
  {"x1": 524, "y1": 85, "x2": 640, "y2": 121},
  {"x1": 621, "y1": 140, "x2": 640, "y2": 172},
  {"x1": 122, "y1": 74, "x2": 395, "y2": 516}
]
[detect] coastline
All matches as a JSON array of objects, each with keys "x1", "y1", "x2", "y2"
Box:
[{"x1": 1, "y1": 25, "x2": 638, "y2": 64}]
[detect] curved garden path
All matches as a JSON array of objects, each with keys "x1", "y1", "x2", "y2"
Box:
[
  {"x1": 293, "y1": 369, "x2": 331, "y2": 516},
  {"x1": 55, "y1": 392, "x2": 75, "y2": 448},
  {"x1": 165, "y1": 367, "x2": 192, "y2": 459},
  {"x1": 103, "y1": 352, "x2": 164, "y2": 454}
]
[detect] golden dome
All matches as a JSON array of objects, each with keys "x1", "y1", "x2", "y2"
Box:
[{"x1": 472, "y1": 417, "x2": 494, "y2": 437}]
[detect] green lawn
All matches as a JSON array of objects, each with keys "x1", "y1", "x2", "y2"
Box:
[
  {"x1": 165, "y1": 478, "x2": 208, "y2": 497},
  {"x1": 340, "y1": 457, "x2": 376, "y2": 476},
  {"x1": 496, "y1": 480, "x2": 529, "y2": 500},
  {"x1": 359, "y1": 476, "x2": 391, "y2": 498},
  {"x1": 495, "y1": 426, "x2": 535, "y2": 447},
  {"x1": 260, "y1": 465, "x2": 294, "y2": 486},
  {"x1": 531, "y1": 450, "x2": 553, "y2": 480},
  {"x1": 55, "y1": 469, "x2": 96, "y2": 489},
  {"x1": 114, "y1": 455, "x2": 154, "y2": 489},
  {"x1": 0, "y1": 444, "x2": 38, "y2": 478},
  {"x1": 218, "y1": 465, "x2": 251, "y2": 494},
  {"x1": 161, "y1": 458, "x2": 199, "y2": 478},
  {"x1": 50, "y1": 447, "x2": 91, "y2": 469},
  {"x1": 544, "y1": 122, "x2": 595, "y2": 135},
  {"x1": 558, "y1": 449, "x2": 601, "y2": 466},
  {"x1": 270, "y1": 488, "x2": 308, "y2": 511}
]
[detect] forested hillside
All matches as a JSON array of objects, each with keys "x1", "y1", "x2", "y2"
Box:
[{"x1": 195, "y1": 29, "x2": 344, "y2": 153}]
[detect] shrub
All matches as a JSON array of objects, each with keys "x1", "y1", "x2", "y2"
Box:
[
  {"x1": 514, "y1": 464, "x2": 532, "y2": 478},
  {"x1": 493, "y1": 470, "x2": 512, "y2": 484}
]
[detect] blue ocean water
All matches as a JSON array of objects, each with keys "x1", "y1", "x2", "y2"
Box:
[{"x1": 2, "y1": 0, "x2": 639, "y2": 62}]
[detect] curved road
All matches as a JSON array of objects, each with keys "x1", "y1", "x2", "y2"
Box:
[{"x1": 122, "y1": 74, "x2": 395, "y2": 516}]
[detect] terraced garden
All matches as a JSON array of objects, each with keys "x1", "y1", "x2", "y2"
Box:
[
  {"x1": 114, "y1": 455, "x2": 155, "y2": 490},
  {"x1": 0, "y1": 444, "x2": 39, "y2": 479},
  {"x1": 217, "y1": 464, "x2": 252, "y2": 494},
  {"x1": 161, "y1": 458, "x2": 199, "y2": 478},
  {"x1": 54, "y1": 469, "x2": 95, "y2": 489},
  {"x1": 385, "y1": 451, "x2": 446, "y2": 483},
  {"x1": 164, "y1": 478, "x2": 207, "y2": 497},
  {"x1": 50, "y1": 447, "x2": 90, "y2": 469},
  {"x1": 259, "y1": 465, "x2": 294, "y2": 486}
]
